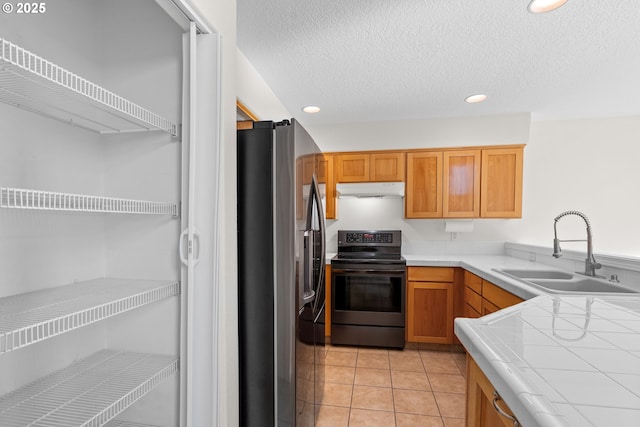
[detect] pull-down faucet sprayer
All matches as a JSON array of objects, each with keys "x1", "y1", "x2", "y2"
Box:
[{"x1": 553, "y1": 210, "x2": 602, "y2": 277}]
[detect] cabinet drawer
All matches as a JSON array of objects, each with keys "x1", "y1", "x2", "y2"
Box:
[
  {"x1": 482, "y1": 280, "x2": 524, "y2": 310},
  {"x1": 464, "y1": 286, "x2": 482, "y2": 313},
  {"x1": 407, "y1": 267, "x2": 454, "y2": 282},
  {"x1": 464, "y1": 270, "x2": 482, "y2": 294},
  {"x1": 482, "y1": 299, "x2": 500, "y2": 316},
  {"x1": 464, "y1": 302, "x2": 481, "y2": 319}
]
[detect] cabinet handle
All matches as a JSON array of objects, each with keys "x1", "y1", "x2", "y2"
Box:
[{"x1": 492, "y1": 391, "x2": 520, "y2": 427}]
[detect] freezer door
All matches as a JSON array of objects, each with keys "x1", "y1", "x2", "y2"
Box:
[{"x1": 295, "y1": 125, "x2": 327, "y2": 426}]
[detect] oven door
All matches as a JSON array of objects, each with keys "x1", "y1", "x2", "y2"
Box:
[{"x1": 331, "y1": 266, "x2": 406, "y2": 327}]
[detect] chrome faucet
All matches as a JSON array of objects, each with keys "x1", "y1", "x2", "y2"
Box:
[{"x1": 553, "y1": 210, "x2": 602, "y2": 277}]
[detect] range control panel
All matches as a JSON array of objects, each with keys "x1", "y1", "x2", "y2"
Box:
[
  {"x1": 345, "y1": 232, "x2": 393, "y2": 244},
  {"x1": 338, "y1": 230, "x2": 401, "y2": 247}
]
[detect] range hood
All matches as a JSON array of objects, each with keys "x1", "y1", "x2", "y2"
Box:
[{"x1": 336, "y1": 182, "x2": 405, "y2": 198}]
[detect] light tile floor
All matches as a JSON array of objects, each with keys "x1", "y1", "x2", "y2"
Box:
[{"x1": 312, "y1": 344, "x2": 468, "y2": 427}]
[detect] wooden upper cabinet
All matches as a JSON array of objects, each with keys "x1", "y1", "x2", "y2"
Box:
[
  {"x1": 299, "y1": 154, "x2": 336, "y2": 220},
  {"x1": 336, "y1": 152, "x2": 405, "y2": 182},
  {"x1": 443, "y1": 150, "x2": 481, "y2": 218},
  {"x1": 405, "y1": 152, "x2": 443, "y2": 218},
  {"x1": 480, "y1": 147, "x2": 523, "y2": 218},
  {"x1": 329, "y1": 145, "x2": 523, "y2": 219},
  {"x1": 336, "y1": 153, "x2": 369, "y2": 182},
  {"x1": 322, "y1": 154, "x2": 336, "y2": 219},
  {"x1": 370, "y1": 152, "x2": 405, "y2": 182},
  {"x1": 317, "y1": 155, "x2": 329, "y2": 183},
  {"x1": 302, "y1": 155, "x2": 315, "y2": 185}
]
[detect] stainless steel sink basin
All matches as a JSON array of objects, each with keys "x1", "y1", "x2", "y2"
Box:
[
  {"x1": 494, "y1": 268, "x2": 639, "y2": 294},
  {"x1": 496, "y1": 268, "x2": 573, "y2": 280},
  {"x1": 529, "y1": 278, "x2": 638, "y2": 294}
]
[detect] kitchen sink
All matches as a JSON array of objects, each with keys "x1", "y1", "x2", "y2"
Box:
[
  {"x1": 529, "y1": 278, "x2": 638, "y2": 294},
  {"x1": 496, "y1": 268, "x2": 573, "y2": 280},
  {"x1": 494, "y1": 268, "x2": 639, "y2": 294}
]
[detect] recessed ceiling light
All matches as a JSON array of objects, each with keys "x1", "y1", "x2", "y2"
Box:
[
  {"x1": 302, "y1": 105, "x2": 320, "y2": 114},
  {"x1": 465, "y1": 94, "x2": 487, "y2": 104},
  {"x1": 528, "y1": 0, "x2": 568, "y2": 14}
]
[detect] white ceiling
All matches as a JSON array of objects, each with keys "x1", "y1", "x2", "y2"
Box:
[{"x1": 237, "y1": 0, "x2": 640, "y2": 126}]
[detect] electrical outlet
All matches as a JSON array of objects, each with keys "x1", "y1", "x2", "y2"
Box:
[
  {"x1": 451, "y1": 232, "x2": 458, "y2": 241},
  {"x1": 529, "y1": 252, "x2": 536, "y2": 262}
]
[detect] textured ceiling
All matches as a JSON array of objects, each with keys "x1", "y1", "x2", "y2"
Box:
[{"x1": 237, "y1": 0, "x2": 640, "y2": 126}]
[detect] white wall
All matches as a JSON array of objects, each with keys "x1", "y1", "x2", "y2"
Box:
[
  {"x1": 307, "y1": 113, "x2": 531, "y2": 152},
  {"x1": 515, "y1": 116, "x2": 640, "y2": 257},
  {"x1": 237, "y1": 50, "x2": 291, "y2": 120}
]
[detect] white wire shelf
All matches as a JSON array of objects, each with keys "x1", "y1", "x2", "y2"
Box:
[
  {"x1": 0, "y1": 38, "x2": 178, "y2": 136},
  {"x1": 104, "y1": 422, "x2": 162, "y2": 427},
  {"x1": 0, "y1": 349, "x2": 178, "y2": 427},
  {"x1": 1, "y1": 187, "x2": 179, "y2": 216},
  {"x1": 0, "y1": 278, "x2": 180, "y2": 355}
]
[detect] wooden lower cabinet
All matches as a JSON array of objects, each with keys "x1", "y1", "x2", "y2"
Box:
[
  {"x1": 407, "y1": 267, "x2": 455, "y2": 344},
  {"x1": 463, "y1": 271, "x2": 524, "y2": 318},
  {"x1": 466, "y1": 355, "x2": 519, "y2": 427},
  {"x1": 482, "y1": 280, "x2": 524, "y2": 312}
]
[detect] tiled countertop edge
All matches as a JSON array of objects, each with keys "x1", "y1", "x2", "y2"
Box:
[{"x1": 455, "y1": 301, "x2": 571, "y2": 427}]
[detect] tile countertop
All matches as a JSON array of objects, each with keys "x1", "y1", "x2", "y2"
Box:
[
  {"x1": 397, "y1": 253, "x2": 640, "y2": 426},
  {"x1": 455, "y1": 296, "x2": 640, "y2": 427}
]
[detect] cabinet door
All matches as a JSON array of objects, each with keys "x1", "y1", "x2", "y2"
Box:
[
  {"x1": 481, "y1": 147, "x2": 523, "y2": 218},
  {"x1": 302, "y1": 155, "x2": 315, "y2": 185},
  {"x1": 320, "y1": 155, "x2": 337, "y2": 219},
  {"x1": 370, "y1": 152, "x2": 405, "y2": 182},
  {"x1": 405, "y1": 152, "x2": 443, "y2": 218},
  {"x1": 407, "y1": 281, "x2": 454, "y2": 344},
  {"x1": 467, "y1": 355, "x2": 518, "y2": 427},
  {"x1": 336, "y1": 153, "x2": 369, "y2": 182},
  {"x1": 316, "y1": 155, "x2": 328, "y2": 183},
  {"x1": 443, "y1": 150, "x2": 480, "y2": 218}
]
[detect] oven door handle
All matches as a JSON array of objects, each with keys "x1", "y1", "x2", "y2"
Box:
[{"x1": 332, "y1": 268, "x2": 406, "y2": 274}]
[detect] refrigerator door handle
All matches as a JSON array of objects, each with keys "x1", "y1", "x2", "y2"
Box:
[
  {"x1": 308, "y1": 174, "x2": 326, "y2": 313},
  {"x1": 303, "y1": 229, "x2": 316, "y2": 303}
]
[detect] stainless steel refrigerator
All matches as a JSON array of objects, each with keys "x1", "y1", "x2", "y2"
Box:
[{"x1": 237, "y1": 119, "x2": 326, "y2": 427}]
